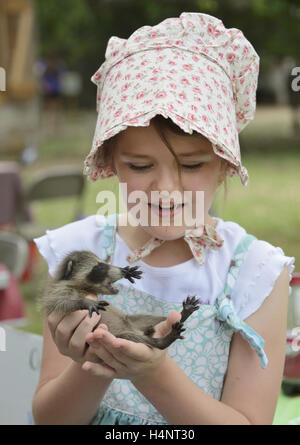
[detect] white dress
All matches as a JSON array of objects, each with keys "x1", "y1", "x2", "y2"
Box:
[{"x1": 34, "y1": 214, "x2": 295, "y2": 321}]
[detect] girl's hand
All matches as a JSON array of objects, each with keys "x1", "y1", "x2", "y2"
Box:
[
  {"x1": 47, "y1": 297, "x2": 103, "y2": 365},
  {"x1": 82, "y1": 310, "x2": 181, "y2": 381}
]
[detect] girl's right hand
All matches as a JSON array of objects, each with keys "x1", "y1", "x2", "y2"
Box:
[{"x1": 47, "y1": 299, "x2": 102, "y2": 364}]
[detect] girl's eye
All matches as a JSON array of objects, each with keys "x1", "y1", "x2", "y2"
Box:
[
  {"x1": 128, "y1": 162, "x2": 205, "y2": 171},
  {"x1": 129, "y1": 164, "x2": 152, "y2": 170},
  {"x1": 182, "y1": 163, "x2": 204, "y2": 169}
]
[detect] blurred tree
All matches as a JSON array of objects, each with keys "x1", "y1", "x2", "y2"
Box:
[{"x1": 35, "y1": 0, "x2": 300, "y2": 107}]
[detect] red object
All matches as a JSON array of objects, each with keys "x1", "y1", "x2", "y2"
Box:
[
  {"x1": 284, "y1": 353, "x2": 300, "y2": 380},
  {"x1": 0, "y1": 264, "x2": 25, "y2": 322},
  {"x1": 282, "y1": 272, "x2": 300, "y2": 395},
  {"x1": 291, "y1": 273, "x2": 300, "y2": 287},
  {"x1": 21, "y1": 241, "x2": 39, "y2": 282}
]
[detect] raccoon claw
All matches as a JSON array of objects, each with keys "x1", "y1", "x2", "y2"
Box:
[
  {"x1": 179, "y1": 296, "x2": 200, "y2": 324},
  {"x1": 183, "y1": 295, "x2": 200, "y2": 313},
  {"x1": 121, "y1": 265, "x2": 143, "y2": 283},
  {"x1": 88, "y1": 304, "x2": 98, "y2": 318},
  {"x1": 98, "y1": 300, "x2": 109, "y2": 308},
  {"x1": 87, "y1": 300, "x2": 108, "y2": 317},
  {"x1": 171, "y1": 321, "x2": 186, "y2": 340}
]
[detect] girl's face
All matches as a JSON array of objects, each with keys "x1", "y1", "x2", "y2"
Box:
[{"x1": 112, "y1": 122, "x2": 224, "y2": 241}]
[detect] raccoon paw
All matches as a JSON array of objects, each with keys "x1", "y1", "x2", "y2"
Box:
[
  {"x1": 171, "y1": 321, "x2": 185, "y2": 340},
  {"x1": 121, "y1": 265, "x2": 143, "y2": 283},
  {"x1": 182, "y1": 295, "x2": 200, "y2": 314},
  {"x1": 87, "y1": 300, "x2": 109, "y2": 317},
  {"x1": 97, "y1": 300, "x2": 109, "y2": 309}
]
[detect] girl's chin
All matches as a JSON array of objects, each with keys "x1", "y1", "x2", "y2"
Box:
[{"x1": 141, "y1": 224, "x2": 186, "y2": 241}]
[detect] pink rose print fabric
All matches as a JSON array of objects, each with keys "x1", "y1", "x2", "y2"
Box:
[
  {"x1": 84, "y1": 12, "x2": 259, "y2": 186},
  {"x1": 126, "y1": 222, "x2": 224, "y2": 266}
]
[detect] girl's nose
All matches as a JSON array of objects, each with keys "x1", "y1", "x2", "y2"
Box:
[{"x1": 152, "y1": 165, "x2": 181, "y2": 193}]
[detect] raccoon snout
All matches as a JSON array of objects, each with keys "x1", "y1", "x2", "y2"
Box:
[
  {"x1": 87, "y1": 262, "x2": 143, "y2": 287},
  {"x1": 107, "y1": 265, "x2": 125, "y2": 282}
]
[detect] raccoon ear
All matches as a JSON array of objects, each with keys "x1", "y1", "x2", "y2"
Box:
[{"x1": 62, "y1": 260, "x2": 74, "y2": 280}]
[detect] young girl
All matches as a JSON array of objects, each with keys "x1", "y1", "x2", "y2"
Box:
[{"x1": 32, "y1": 12, "x2": 295, "y2": 425}]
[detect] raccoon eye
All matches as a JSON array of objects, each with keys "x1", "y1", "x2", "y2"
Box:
[{"x1": 87, "y1": 262, "x2": 109, "y2": 283}]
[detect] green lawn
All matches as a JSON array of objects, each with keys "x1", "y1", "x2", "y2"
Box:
[
  {"x1": 273, "y1": 390, "x2": 300, "y2": 425},
  {"x1": 215, "y1": 151, "x2": 300, "y2": 262}
]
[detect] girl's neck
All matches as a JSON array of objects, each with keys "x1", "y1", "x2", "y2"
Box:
[{"x1": 116, "y1": 213, "x2": 217, "y2": 267}]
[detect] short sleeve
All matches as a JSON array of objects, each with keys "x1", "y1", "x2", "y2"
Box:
[
  {"x1": 231, "y1": 239, "x2": 295, "y2": 321},
  {"x1": 33, "y1": 214, "x2": 106, "y2": 277}
]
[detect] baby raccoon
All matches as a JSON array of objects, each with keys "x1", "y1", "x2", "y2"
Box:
[{"x1": 40, "y1": 250, "x2": 200, "y2": 349}]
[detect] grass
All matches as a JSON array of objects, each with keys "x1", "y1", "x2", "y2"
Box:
[{"x1": 215, "y1": 151, "x2": 300, "y2": 260}]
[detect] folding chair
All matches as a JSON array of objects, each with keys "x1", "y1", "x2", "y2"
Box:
[
  {"x1": 0, "y1": 231, "x2": 29, "y2": 279},
  {"x1": 0, "y1": 232, "x2": 27, "y2": 324},
  {"x1": 16, "y1": 166, "x2": 86, "y2": 240}
]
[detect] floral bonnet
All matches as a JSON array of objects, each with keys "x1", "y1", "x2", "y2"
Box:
[
  {"x1": 84, "y1": 12, "x2": 259, "y2": 186},
  {"x1": 84, "y1": 12, "x2": 260, "y2": 265}
]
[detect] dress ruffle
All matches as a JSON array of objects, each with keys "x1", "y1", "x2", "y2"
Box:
[
  {"x1": 90, "y1": 403, "x2": 167, "y2": 425},
  {"x1": 216, "y1": 296, "x2": 268, "y2": 369},
  {"x1": 232, "y1": 241, "x2": 295, "y2": 321}
]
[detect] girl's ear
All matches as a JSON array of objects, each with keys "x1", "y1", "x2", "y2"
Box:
[
  {"x1": 110, "y1": 160, "x2": 117, "y2": 175},
  {"x1": 217, "y1": 173, "x2": 225, "y2": 186},
  {"x1": 217, "y1": 160, "x2": 227, "y2": 186}
]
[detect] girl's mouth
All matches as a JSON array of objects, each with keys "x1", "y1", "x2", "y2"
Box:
[{"x1": 148, "y1": 202, "x2": 185, "y2": 217}]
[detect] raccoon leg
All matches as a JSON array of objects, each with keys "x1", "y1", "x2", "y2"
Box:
[
  {"x1": 112, "y1": 298, "x2": 200, "y2": 349},
  {"x1": 128, "y1": 296, "x2": 200, "y2": 339},
  {"x1": 46, "y1": 297, "x2": 109, "y2": 317},
  {"x1": 127, "y1": 314, "x2": 166, "y2": 336},
  {"x1": 118, "y1": 321, "x2": 185, "y2": 350}
]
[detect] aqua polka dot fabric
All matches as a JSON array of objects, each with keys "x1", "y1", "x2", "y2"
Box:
[{"x1": 91, "y1": 214, "x2": 267, "y2": 425}]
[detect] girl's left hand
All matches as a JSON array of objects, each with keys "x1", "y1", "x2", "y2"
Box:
[{"x1": 82, "y1": 310, "x2": 181, "y2": 382}]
